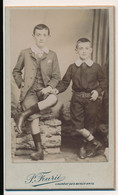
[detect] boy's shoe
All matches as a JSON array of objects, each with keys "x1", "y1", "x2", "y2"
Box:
[
  {"x1": 78, "y1": 139, "x2": 102, "y2": 159},
  {"x1": 85, "y1": 138, "x2": 103, "y2": 158},
  {"x1": 30, "y1": 150, "x2": 44, "y2": 161},
  {"x1": 78, "y1": 144, "x2": 87, "y2": 159},
  {"x1": 90, "y1": 138, "x2": 103, "y2": 150},
  {"x1": 85, "y1": 147, "x2": 97, "y2": 158},
  {"x1": 30, "y1": 139, "x2": 44, "y2": 161}
]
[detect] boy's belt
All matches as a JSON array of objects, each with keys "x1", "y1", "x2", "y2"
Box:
[{"x1": 73, "y1": 91, "x2": 91, "y2": 98}]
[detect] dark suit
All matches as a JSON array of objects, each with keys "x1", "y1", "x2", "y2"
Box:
[{"x1": 56, "y1": 62, "x2": 106, "y2": 133}]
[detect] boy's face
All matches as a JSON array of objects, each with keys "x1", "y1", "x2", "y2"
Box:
[
  {"x1": 33, "y1": 29, "x2": 49, "y2": 49},
  {"x1": 76, "y1": 42, "x2": 92, "y2": 61}
]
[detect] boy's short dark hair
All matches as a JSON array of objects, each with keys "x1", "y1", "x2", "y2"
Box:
[
  {"x1": 33, "y1": 24, "x2": 50, "y2": 35},
  {"x1": 75, "y1": 38, "x2": 92, "y2": 50}
]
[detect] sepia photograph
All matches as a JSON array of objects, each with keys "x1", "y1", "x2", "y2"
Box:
[
  {"x1": 11, "y1": 7, "x2": 109, "y2": 163},
  {"x1": 5, "y1": 5, "x2": 115, "y2": 190}
]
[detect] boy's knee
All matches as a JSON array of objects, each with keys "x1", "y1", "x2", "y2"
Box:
[
  {"x1": 53, "y1": 94, "x2": 58, "y2": 103},
  {"x1": 48, "y1": 94, "x2": 58, "y2": 104},
  {"x1": 22, "y1": 99, "x2": 34, "y2": 110}
]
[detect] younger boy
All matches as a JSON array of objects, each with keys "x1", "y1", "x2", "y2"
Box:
[
  {"x1": 52, "y1": 38, "x2": 106, "y2": 159},
  {"x1": 13, "y1": 24, "x2": 61, "y2": 160}
]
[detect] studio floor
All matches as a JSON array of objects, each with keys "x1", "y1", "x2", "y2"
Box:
[{"x1": 13, "y1": 138, "x2": 108, "y2": 163}]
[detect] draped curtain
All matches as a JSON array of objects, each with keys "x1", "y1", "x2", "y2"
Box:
[
  {"x1": 92, "y1": 9, "x2": 109, "y2": 68},
  {"x1": 92, "y1": 9, "x2": 109, "y2": 124}
]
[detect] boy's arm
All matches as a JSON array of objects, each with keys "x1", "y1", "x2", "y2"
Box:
[
  {"x1": 96, "y1": 64, "x2": 106, "y2": 95},
  {"x1": 47, "y1": 53, "x2": 61, "y2": 89},
  {"x1": 56, "y1": 65, "x2": 72, "y2": 93},
  {"x1": 12, "y1": 50, "x2": 24, "y2": 89}
]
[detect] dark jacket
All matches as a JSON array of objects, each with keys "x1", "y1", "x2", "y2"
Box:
[{"x1": 56, "y1": 63, "x2": 106, "y2": 94}]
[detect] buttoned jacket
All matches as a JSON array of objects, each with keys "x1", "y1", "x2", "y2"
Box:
[
  {"x1": 13, "y1": 48, "x2": 61, "y2": 102},
  {"x1": 56, "y1": 62, "x2": 106, "y2": 95}
]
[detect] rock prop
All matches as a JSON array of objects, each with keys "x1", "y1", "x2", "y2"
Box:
[
  {"x1": 11, "y1": 99, "x2": 108, "y2": 159},
  {"x1": 11, "y1": 118, "x2": 62, "y2": 157}
]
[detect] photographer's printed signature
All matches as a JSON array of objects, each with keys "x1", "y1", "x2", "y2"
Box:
[{"x1": 25, "y1": 171, "x2": 65, "y2": 187}]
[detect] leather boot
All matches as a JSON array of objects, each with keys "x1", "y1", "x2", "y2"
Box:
[
  {"x1": 86, "y1": 138, "x2": 103, "y2": 158},
  {"x1": 17, "y1": 104, "x2": 40, "y2": 134},
  {"x1": 90, "y1": 138, "x2": 102, "y2": 150},
  {"x1": 30, "y1": 133, "x2": 44, "y2": 160},
  {"x1": 78, "y1": 141, "x2": 87, "y2": 159}
]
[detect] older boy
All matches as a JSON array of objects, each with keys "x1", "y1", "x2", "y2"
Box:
[
  {"x1": 53, "y1": 38, "x2": 106, "y2": 159},
  {"x1": 13, "y1": 24, "x2": 61, "y2": 160}
]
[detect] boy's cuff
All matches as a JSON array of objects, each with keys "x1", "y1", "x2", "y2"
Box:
[{"x1": 47, "y1": 86, "x2": 52, "y2": 90}]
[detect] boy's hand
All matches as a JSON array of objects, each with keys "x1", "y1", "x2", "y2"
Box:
[
  {"x1": 41, "y1": 86, "x2": 52, "y2": 95},
  {"x1": 90, "y1": 90, "x2": 98, "y2": 101},
  {"x1": 51, "y1": 88, "x2": 59, "y2": 95}
]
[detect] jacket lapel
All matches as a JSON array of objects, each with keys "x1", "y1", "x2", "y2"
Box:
[
  {"x1": 41, "y1": 52, "x2": 48, "y2": 60},
  {"x1": 29, "y1": 49, "x2": 49, "y2": 86},
  {"x1": 40, "y1": 53, "x2": 49, "y2": 86}
]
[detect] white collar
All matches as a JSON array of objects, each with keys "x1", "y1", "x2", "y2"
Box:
[
  {"x1": 75, "y1": 58, "x2": 93, "y2": 67},
  {"x1": 31, "y1": 44, "x2": 49, "y2": 54}
]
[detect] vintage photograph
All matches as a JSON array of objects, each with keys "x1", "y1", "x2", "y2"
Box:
[
  {"x1": 5, "y1": 5, "x2": 115, "y2": 190},
  {"x1": 11, "y1": 7, "x2": 109, "y2": 163}
]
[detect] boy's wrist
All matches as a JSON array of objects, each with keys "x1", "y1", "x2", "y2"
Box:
[
  {"x1": 46, "y1": 86, "x2": 52, "y2": 92},
  {"x1": 41, "y1": 86, "x2": 53, "y2": 94},
  {"x1": 47, "y1": 86, "x2": 52, "y2": 90},
  {"x1": 51, "y1": 88, "x2": 59, "y2": 95}
]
